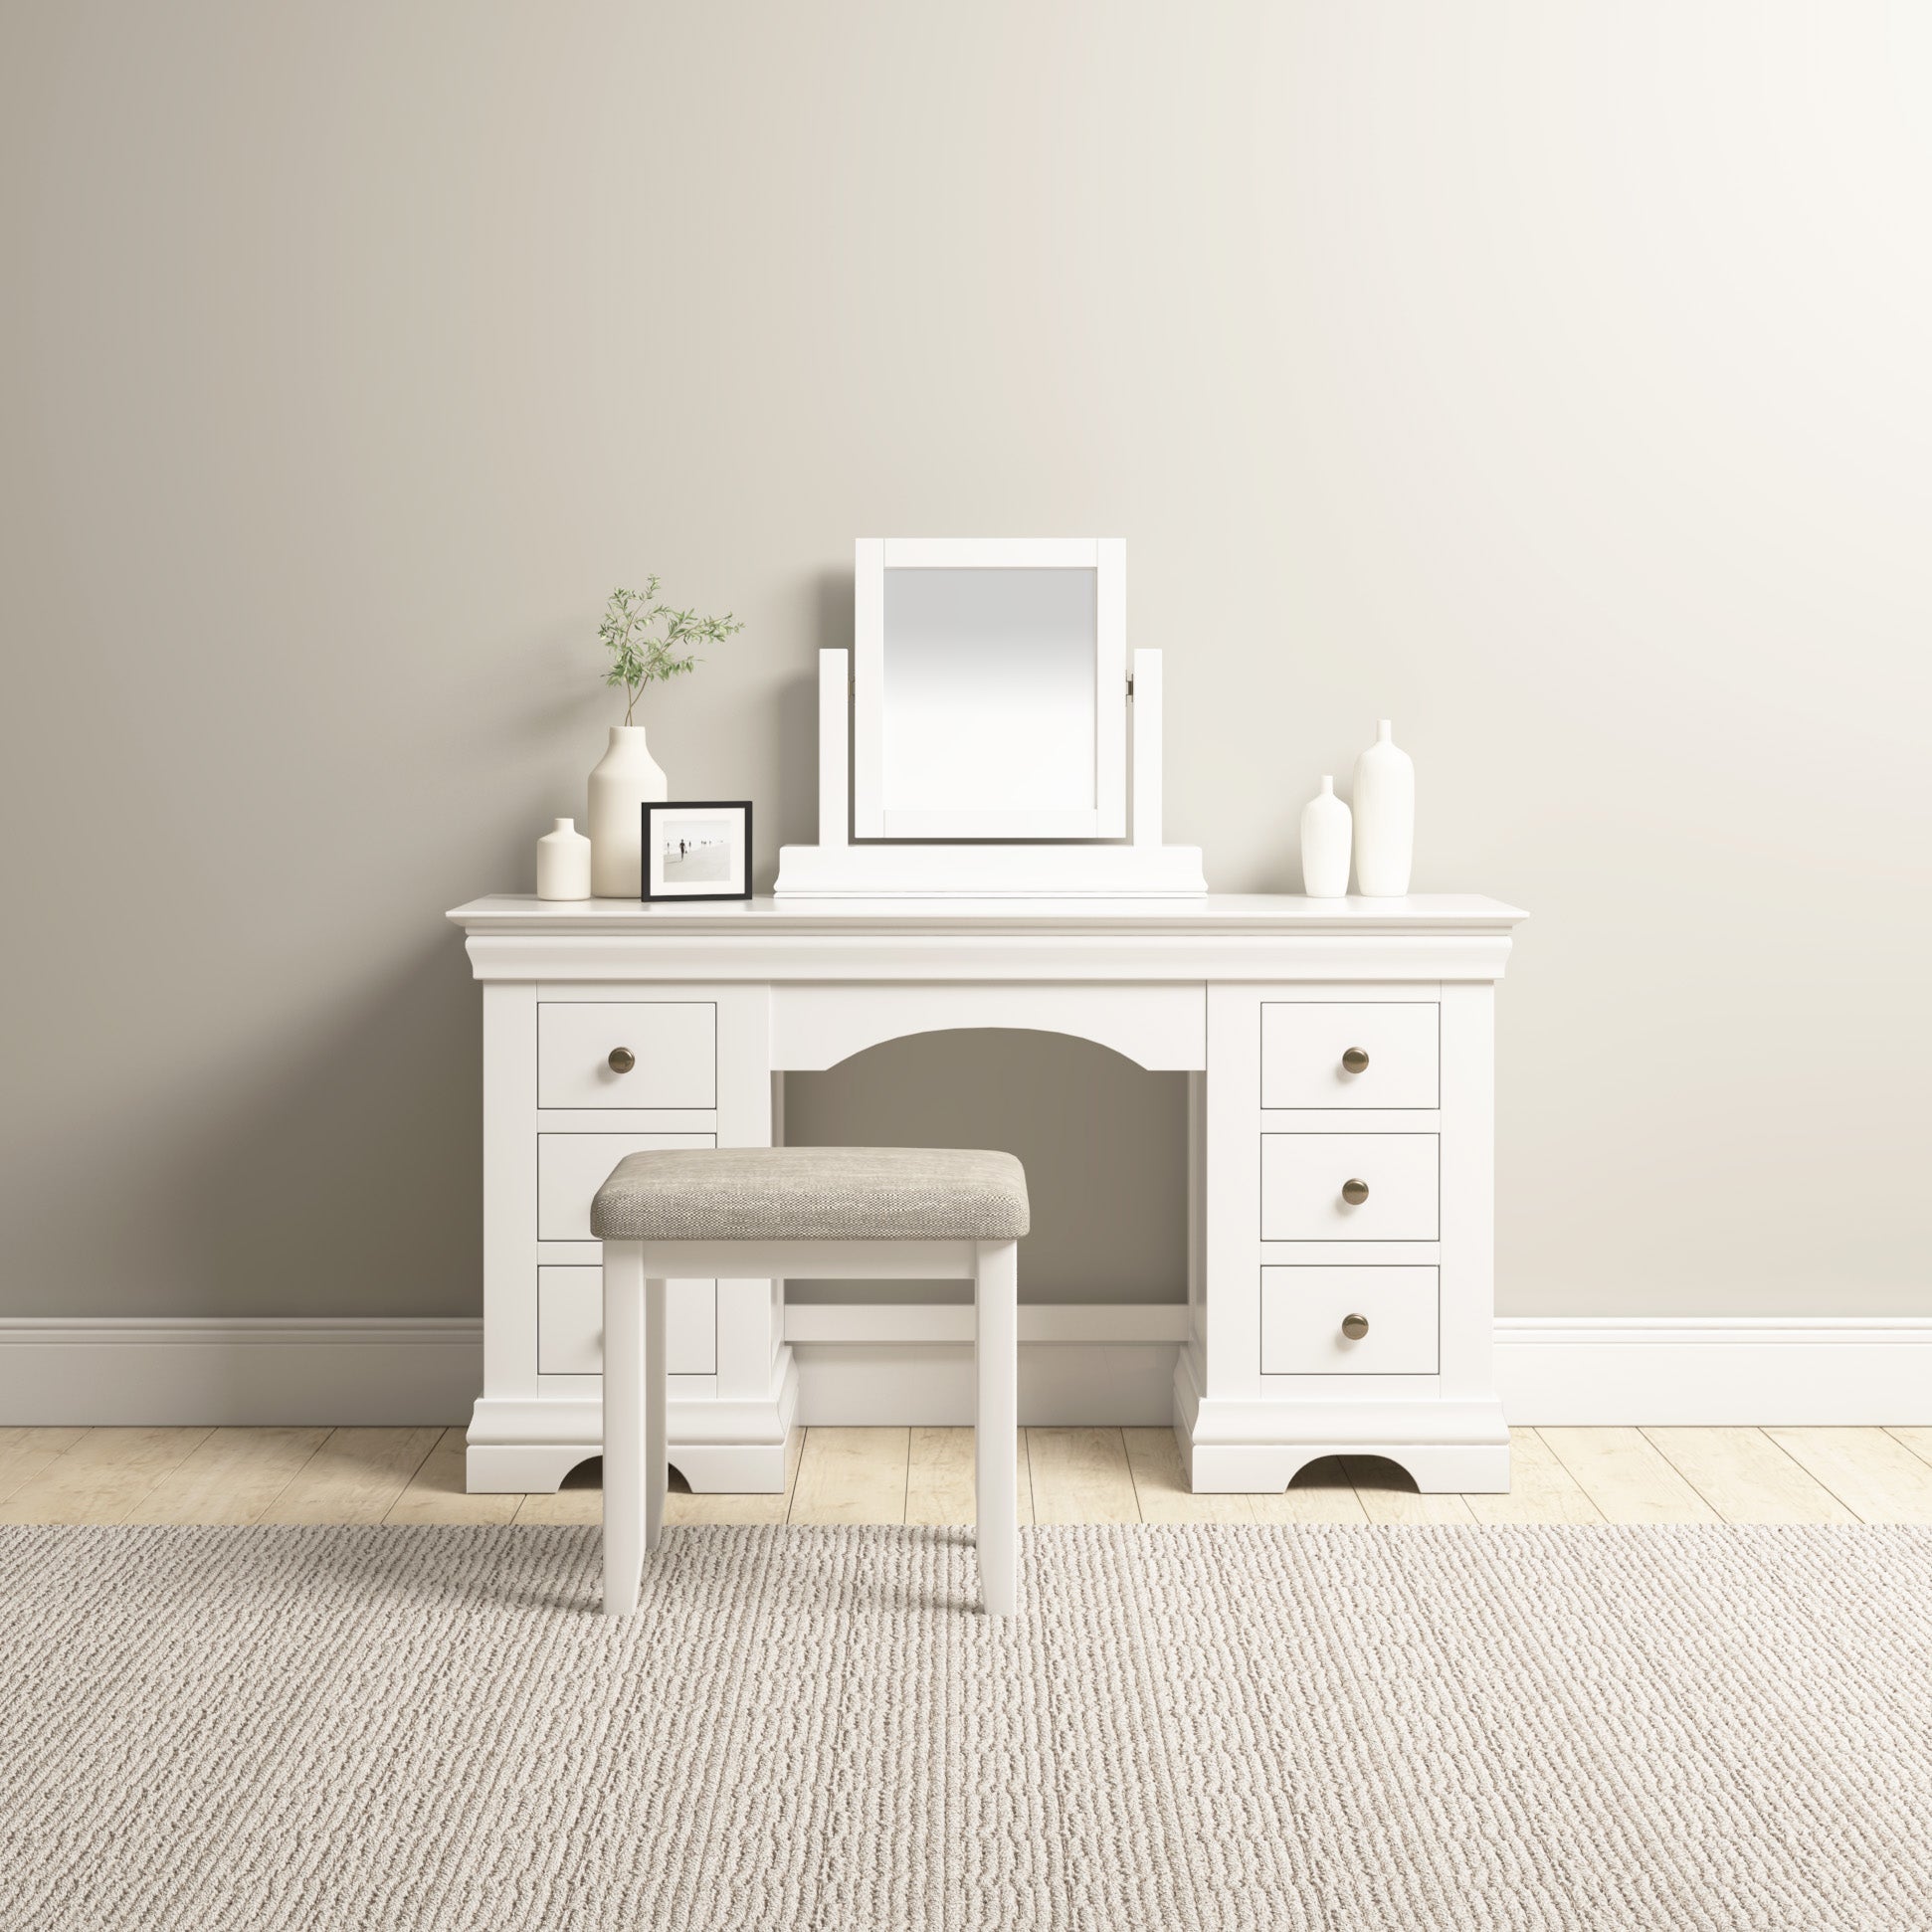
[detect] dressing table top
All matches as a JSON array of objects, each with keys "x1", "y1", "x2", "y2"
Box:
[{"x1": 448, "y1": 892, "x2": 1527, "y2": 934}]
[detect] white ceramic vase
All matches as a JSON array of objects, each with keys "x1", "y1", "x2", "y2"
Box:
[
  {"x1": 1299, "y1": 776, "x2": 1352, "y2": 898},
  {"x1": 1351, "y1": 719, "x2": 1415, "y2": 896},
  {"x1": 588, "y1": 725, "x2": 669, "y2": 898},
  {"x1": 536, "y1": 817, "x2": 592, "y2": 900}
]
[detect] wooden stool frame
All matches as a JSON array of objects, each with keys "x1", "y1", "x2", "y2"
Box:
[{"x1": 600, "y1": 1237, "x2": 1020, "y2": 1617}]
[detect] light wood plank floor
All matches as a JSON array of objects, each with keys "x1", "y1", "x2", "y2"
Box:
[{"x1": 4, "y1": 1425, "x2": 1932, "y2": 1526}]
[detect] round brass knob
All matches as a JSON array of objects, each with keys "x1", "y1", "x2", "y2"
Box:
[
  {"x1": 1341, "y1": 1047, "x2": 1370, "y2": 1074},
  {"x1": 1341, "y1": 1178, "x2": 1370, "y2": 1206},
  {"x1": 1341, "y1": 1313, "x2": 1370, "y2": 1341},
  {"x1": 608, "y1": 1048, "x2": 636, "y2": 1073}
]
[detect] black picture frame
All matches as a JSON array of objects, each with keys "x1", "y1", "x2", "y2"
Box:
[{"x1": 639, "y1": 801, "x2": 753, "y2": 902}]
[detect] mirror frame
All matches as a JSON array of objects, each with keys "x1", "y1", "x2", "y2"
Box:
[{"x1": 851, "y1": 537, "x2": 1127, "y2": 841}]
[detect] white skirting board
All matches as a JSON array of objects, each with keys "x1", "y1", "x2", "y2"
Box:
[{"x1": 1, "y1": 1312, "x2": 1930, "y2": 1428}]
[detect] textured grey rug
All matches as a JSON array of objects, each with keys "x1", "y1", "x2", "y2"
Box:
[{"x1": 2, "y1": 1524, "x2": 1928, "y2": 1930}]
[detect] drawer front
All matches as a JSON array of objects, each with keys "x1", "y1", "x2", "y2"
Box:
[
  {"x1": 537, "y1": 1002, "x2": 716, "y2": 1109},
  {"x1": 1260, "y1": 1133, "x2": 1440, "y2": 1241},
  {"x1": 537, "y1": 1132, "x2": 714, "y2": 1241},
  {"x1": 537, "y1": 1265, "x2": 716, "y2": 1377},
  {"x1": 1260, "y1": 1002, "x2": 1439, "y2": 1109},
  {"x1": 1261, "y1": 1265, "x2": 1440, "y2": 1375}
]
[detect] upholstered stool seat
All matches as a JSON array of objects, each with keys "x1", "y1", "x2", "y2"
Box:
[
  {"x1": 590, "y1": 1146, "x2": 1030, "y2": 1243},
  {"x1": 591, "y1": 1146, "x2": 1028, "y2": 1619}
]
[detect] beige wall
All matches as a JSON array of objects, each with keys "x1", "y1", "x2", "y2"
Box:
[{"x1": 1, "y1": 2, "x2": 1926, "y2": 1322}]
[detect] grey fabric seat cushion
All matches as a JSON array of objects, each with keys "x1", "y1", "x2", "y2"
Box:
[{"x1": 590, "y1": 1146, "x2": 1030, "y2": 1243}]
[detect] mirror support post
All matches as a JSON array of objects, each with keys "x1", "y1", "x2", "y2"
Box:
[
  {"x1": 819, "y1": 649, "x2": 850, "y2": 849},
  {"x1": 1131, "y1": 648, "x2": 1163, "y2": 848}
]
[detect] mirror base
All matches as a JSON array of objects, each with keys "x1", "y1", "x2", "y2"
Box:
[{"x1": 773, "y1": 843, "x2": 1208, "y2": 898}]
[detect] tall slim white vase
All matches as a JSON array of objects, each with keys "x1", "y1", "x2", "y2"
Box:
[
  {"x1": 589, "y1": 725, "x2": 669, "y2": 898},
  {"x1": 1352, "y1": 719, "x2": 1415, "y2": 896},
  {"x1": 1299, "y1": 776, "x2": 1352, "y2": 898}
]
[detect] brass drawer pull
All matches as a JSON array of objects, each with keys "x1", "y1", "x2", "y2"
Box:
[
  {"x1": 1341, "y1": 1178, "x2": 1370, "y2": 1205},
  {"x1": 1341, "y1": 1047, "x2": 1370, "y2": 1073},
  {"x1": 608, "y1": 1048, "x2": 636, "y2": 1073},
  {"x1": 1341, "y1": 1313, "x2": 1370, "y2": 1341}
]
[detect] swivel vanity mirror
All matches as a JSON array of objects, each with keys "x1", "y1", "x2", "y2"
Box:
[
  {"x1": 774, "y1": 538, "x2": 1207, "y2": 896},
  {"x1": 857, "y1": 539, "x2": 1123, "y2": 840}
]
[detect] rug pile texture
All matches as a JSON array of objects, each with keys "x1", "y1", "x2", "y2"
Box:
[{"x1": 2, "y1": 1522, "x2": 1928, "y2": 1929}]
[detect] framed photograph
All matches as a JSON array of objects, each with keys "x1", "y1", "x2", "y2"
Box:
[{"x1": 640, "y1": 801, "x2": 752, "y2": 901}]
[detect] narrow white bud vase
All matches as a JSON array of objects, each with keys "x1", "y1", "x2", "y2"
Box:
[
  {"x1": 536, "y1": 818, "x2": 592, "y2": 901},
  {"x1": 1299, "y1": 776, "x2": 1352, "y2": 897},
  {"x1": 588, "y1": 725, "x2": 669, "y2": 898},
  {"x1": 1351, "y1": 719, "x2": 1415, "y2": 896}
]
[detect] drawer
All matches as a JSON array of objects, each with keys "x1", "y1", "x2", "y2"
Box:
[
  {"x1": 1260, "y1": 1133, "x2": 1439, "y2": 1241},
  {"x1": 1261, "y1": 1265, "x2": 1440, "y2": 1375},
  {"x1": 537, "y1": 1002, "x2": 716, "y2": 1109},
  {"x1": 537, "y1": 1265, "x2": 716, "y2": 1377},
  {"x1": 537, "y1": 1132, "x2": 714, "y2": 1241},
  {"x1": 1260, "y1": 1002, "x2": 1439, "y2": 1109}
]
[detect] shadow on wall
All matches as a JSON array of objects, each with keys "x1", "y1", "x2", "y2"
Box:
[
  {"x1": 782, "y1": 1028, "x2": 1188, "y2": 1306},
  {"x1": 765, "y1": 565, "x2": 856, "y2": 875},
  {"x1": 159, "y1": 937, "x2": 481, "y2": 1321}
]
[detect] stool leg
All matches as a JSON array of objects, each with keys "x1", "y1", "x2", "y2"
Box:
[
  {"x1": 645, "y1": 1275, "x2": 668, "y2": 1555},
  {"x1": 602, "y1": 1241, "x2": 646, "y2": 1616},
  {"x1": 975, "y1": 1239, "x2": 1019, "y2": 1617}
]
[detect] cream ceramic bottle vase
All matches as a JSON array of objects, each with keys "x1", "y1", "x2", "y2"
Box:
[
  {"x1": 1351, "y1": 719, "x2": 1415, "y2": 896},
  {"x1": 536, "y1": 818, "x2": 592, "y2": 900},
  {"x1": 588, "y1": 725, "x2": 669, "y2": 897},
  {"x1": 1299, "y1": 776, "x2": 1352, "y2": 897}
]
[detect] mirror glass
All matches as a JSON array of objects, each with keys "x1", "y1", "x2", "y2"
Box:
[{"x1": 881, "y1": 566, "x2": 1097, "y2": 814}]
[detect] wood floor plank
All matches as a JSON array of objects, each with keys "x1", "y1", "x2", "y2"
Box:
[
  {"x1": 1026, "y1": 1427, "x2": 1138, "y2": 1525},
  {"x1": 1642, "y1": 1428, "x2": 1857, "y2": 1524},
  {"x1": 0, "y1": 1428, "x2": 212, "y2": 1524},
  {"x1": 1123, "y1": 1427, "x2": 1256, "y2": 1523},
  {"x1": 1538, "y1": 1427, "x2": 1720, "y2": 1524},
  {"x1": 1249, "y1": 1455, "x2": 1371, "y2": 1524},
  {"x1": 15, "y1": 1423, "x2": 1914, "y2": 1530},
  {"x1": 903, "y1": 1427, "x2": 974, "y2": 1524},
  {"x1": 671, "y1": 1428, "x2": 806, "y2": 1526},
  {"x1": 384, "y1": 1428, "x2": 522, "y2": 1526},
  {"x1": 1765, "y1": 1428, "x2": 1932, "y2": 1524},
  {"x1": 1345, "y1": 1456, "x2": 1476, "y2": 1524},
  {"x1": 902, "y1": 1427, "x2": 1034, "y2": 1527},
  {"x1": 788, "y1": 1427, "x2": 909, "y2": 1525},
  {"x1": 1464, "y1": 1429, "x2": 1604, "y2": 1526},
  {"x1": 0, "y1": 1428, "x2": 88, "y2": 1505},
  {"x1": 125, "y1": 1428, "x2": 332, "y2": 1525},
  {"x1": 257, "y1": 1427, "x2": 441, "y2": 1525}
]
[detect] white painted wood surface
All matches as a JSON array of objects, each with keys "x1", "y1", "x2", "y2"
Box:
[
  {"x1": 535, "y1": 1132, "x2": 713, "y2": 1240},
  {"x1": 601, "y1": 1233, "x2": 1021, "y2": 1616},
  {"x1": 852, "y1": 537, "x2": 1126, "y2": 842},
  {"x1": 450, "y1": 893, "x2": 1526, "y2": 1497},
  {"x1": 1259, "y1": 1132, "x2": 1441, "y2": 1242},
  {"x1": 535, "y1": 1002, "x2": 716, "y2": 1109},
  {"x1": 1259, "y1": 1001, "x2": 1440, "y2": 1109},
  {"x1": 1130, "y1": 648, "x2": 1162, "y2": 848},
  {"x1": 1260, "y1": 1266, "x2": 1440, "y2": 1376},
  {"x1": 818, "y1": 647, "x2": 849, "y2": 848}
]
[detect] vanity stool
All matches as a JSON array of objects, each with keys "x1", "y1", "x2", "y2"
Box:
[{"x1": 589, "y1": 1146, "x2": 1029, "y2": 1618}]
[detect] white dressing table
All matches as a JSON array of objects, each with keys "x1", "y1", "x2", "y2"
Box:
[{"x1": 448, "y1": 891, "x2": 1527, "y2": 1495}]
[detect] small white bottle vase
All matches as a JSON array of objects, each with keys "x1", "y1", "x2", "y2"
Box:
[
  {"x1": 536, "y1": 818, "x2": 592, "y2": 900},
  {"x1": 588, "y1": 725, "x2": 669, "y2": 898},
  {"x1": 1351, "y1": 718, "x2": 1415, "y2": 896},
  {"x1": 1299, "y1": 776, "x2": 1352, "y2": 898}
]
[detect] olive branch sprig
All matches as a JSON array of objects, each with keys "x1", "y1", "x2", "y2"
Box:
[{"x1": 597, "y1": 577, "x2": 744, "y2": 725}]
